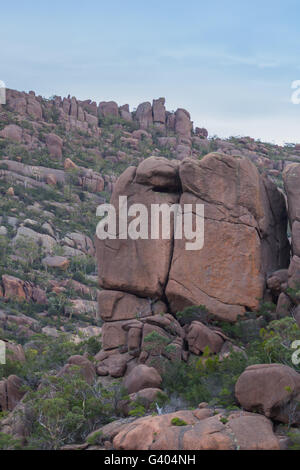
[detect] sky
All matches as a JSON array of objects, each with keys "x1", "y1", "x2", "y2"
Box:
[{"x1": 1, "y1": 0, "x2": 300, "y2": 145}]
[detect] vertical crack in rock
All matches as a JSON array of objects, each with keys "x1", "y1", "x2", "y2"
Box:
[
  {"x1": 283, "y1": 163, "x2": 300, "y2": 292},
  {"x1": 95, "y1": 153, "x2": 290, "y2": 376}
]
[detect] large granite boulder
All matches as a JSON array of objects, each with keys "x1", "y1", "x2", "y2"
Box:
[
  {"x1": 175, "y1": 108, "x2": 192, "y2": 139},
  {"x1": 95, "y1": 154, "x2": 289, "y2": 374},
  {"x1": 235, "y1": 364, "x2": 300, "y2": 424},
  {"x1": 0, "y1": 375, "x2": 25, "y2": 411},
  {"x1": 45, "y1": 133, "x2": 63, "y2": 159},
  {"x1": 166, "y1": 153, "x2": 290, "y2": 320},
  {"x1": 113, "y1": 410, "x2": 280, "y2": 450},
  {"x1": 96, "y1": 162, "x2": 180, "y2": 298},
  {"x1": 283, "y1": 163, "x2": 300, "y2": 291},
  {"x1": 135, "y1": 102, "x2": 153, "y2": 129},
  {"x1": 152, "y1": 98, "x2": 166, "y2": 127}
]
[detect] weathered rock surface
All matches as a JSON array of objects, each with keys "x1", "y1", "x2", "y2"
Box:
[
  {"x1": 98, "y1": 290, "x2": 152, "y2": 322},
  {"x1": 1, "y1": 275, "x2": 47, "y2": 304},
  {"x1": 186, "y1": 321, "x2": 224, "y2": 355},
  {"x1": 42, "y1": 256, "x2": 69, "y2": 270},
  {"x1": 62, "y1": 232, "x2": 95, "y2": 256},
  {"x1": 0, "y1": 375, "x2": 25, "y2": 411},
  {"x1": 135, "y1": 156, "x2": 180, "y2": 191},
  {"x1": 96, "y1": 350, "x2": 131, "y2": 377},
  {"x1": 13, "y1": 226, "x2": 57, "y2": 253},
  {"x1": 65, "y1": 299, "x2": 98, "y2": 318},
  {"x1": 135, "y1": 102, "x2": 153, "y2": 129},
  {"x1": 123, "y1": 364, "x2": 162, "y2": 394},
  {"x1": 175, "y1": 109, "x2": 192, "y2": 139},
  {"x1": 288, "y1": 255, "x2": 300, "y2": 293},
  {"x1": 96, "y1": 164, "x2": 179, "y2": 297},
  {"x1": 45, "y1": 133, "x2": 63, "y2": 159},
  {"x1": 166, "y1": 153, "x2": 289, "y2": 320},
  {"x1": 267, "y1": 269, "x2": 289, "y2": 298},
  {"x1": 0, "y1": 160, "x2": 104, "y2": 194},
  {"x1": 96, "y1": 154, "x2": 289, "y2": 375},
  {"x1": 235, "y1": 364, "x2": 300, "y2": 424},
  {"x1": 283, "y1": 163, "x2": 300, "y2": 292},
  {"x1": 99, "y1": 101, "x2": 118, "y2": 118},
  {"x1": 152, "y1": 98, "x2": 166, "y2": 125},
  {"x1": 119, "y1": 388, "x2": 164, "y2": 416},
  {"x1": 4, "y1": 342, "x2": 26, "y2": 363},
  {"x1": 57, "y1": 355, "x2": 96, "y2": 385},
  {"x1": 0, "y1": 124, "x2": 23, "y2": 142},
  {"x1": 97, "y1": 154, "x2": 289, "y2": 323},
  {"x1": 113, "y1": 410, "x2": 280, "y2": 450}
]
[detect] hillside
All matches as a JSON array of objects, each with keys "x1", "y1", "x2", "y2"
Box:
[{"x1": 0, "y1": 88, "x2": 300, "y2": 450}]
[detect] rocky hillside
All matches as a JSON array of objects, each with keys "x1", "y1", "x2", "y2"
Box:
[{"x1": 0, "y1": 88, "x2": 300, "y2": 450}]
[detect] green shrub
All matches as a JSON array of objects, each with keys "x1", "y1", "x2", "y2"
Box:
[
  {"x1": 162, "y1": 351, "x2": 248, "y2": 408},
  {"x1": 287, "y1": 431, "x2": 300, "y2": 450},
  {"x1": 176, "y1": 305, "x2": 209, "y2": 326},
  {"x1": 259, "y1": 317, "x2": 300, "y2": 369},
  {"x1": 171, "y1": 417, "x2": 187, "y2": 426},
  {"x1": 143, "y1": 331, "x2": 170, "y2": 354},
  {"x1": 1, "y1": 335, "x2": 84, "y2": 386},
  {"x1": 220, "y1": 416, "x2": 228, "y2": 424},
  {"x1": 0, "y1": 432, "x2": 22, "y2": 450},
  {"x1": 128, "y1": 403, "x2": 146, "y2": 418},
  {"x1": 86, "y1": 430, "x2": 103, "y2": 446},
  {"x1": 22, "y1": 371, "x2": 116, "y2": 449}
]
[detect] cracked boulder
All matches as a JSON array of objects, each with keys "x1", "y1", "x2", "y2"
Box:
[
  {"x1": 0, "y1": 375, "x2": 25, "y2": 411},
  {"x1": 166, "y1": 153, "x2": 289, "y2": 321},
  {"x1": 96, "y1": 161, "x2": 180, "y2": 298},
  {"x1": 283, "y1": 163, "x2": 300, "y2": 292},
  {"x1": 95, "y1": 154, "x2": 289, "y2": 375}
]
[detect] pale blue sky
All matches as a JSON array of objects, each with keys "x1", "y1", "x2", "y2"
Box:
[{"x1": 1, "y1": 0, "x2": 300, "y2": 144}]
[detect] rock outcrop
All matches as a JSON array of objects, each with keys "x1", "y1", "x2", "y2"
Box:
[
  {"x1": 123, "y1": 364, "x2": 162, "y2": 394},
  {"x1": 45, "y1": 133, "x2": 63, "y2": 159},
  {"x1": 0, "y1": 124, "x2": 23, "y2": 143},
  {"x1": 283, "y1": 163, "x2": 300, "y2": 294},
  {"x1": 0, "y1": 375, "x2": 25, "y2": 411},
  {"x1": 235, "y1": 364, "x2": 300, "y2": 424},
  {"x1": 95, "y1": 153, "x2": 289, "y2": 376},
  {"x1": 57, "y1": 355, "x2": 96, "y2": 385},
  {"x1": 112, "y1": 409, "x2": 280, "y2": 450},
  {"x1": 1, "y1": 275, "x2": 47, "y2": 304},
  {"x1": 167, "y1": 155, "x2": 290, "y2": 319}
]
